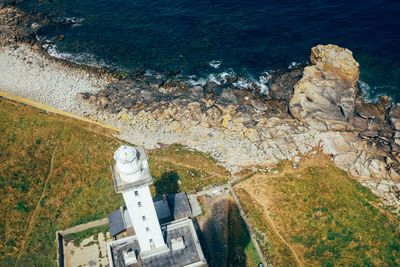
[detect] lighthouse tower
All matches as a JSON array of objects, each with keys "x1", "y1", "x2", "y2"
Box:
[{"x1": 111, "y1": 145, "x2": 168, "y2": 257}]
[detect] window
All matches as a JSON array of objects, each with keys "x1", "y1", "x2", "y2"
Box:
[
  {"x1": 146, "y1": 227, "x2": 150, "y2": 232},
  {"x1": 134, "y1": 191, "x2": 139, "y2": 196},
  {"x1": 138, "y1": 202, "x2": 142, "y2": 207},
  {"x1": 142, "y1": 216, "x2": 146, "y2": 221}
]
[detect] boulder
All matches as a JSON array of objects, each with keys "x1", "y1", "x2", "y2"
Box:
[
  {"x1": 289, "y1": 44, "x2": 360, "y2": 130},
  {"x1": 220, "y1": 88, "x2": 238, "y2": 104},
  {"x1": 250, "y1": 100, "x2": 268, "y2": 112},
  {"x1": 389, "y1": 105, "x2": 400, "y2": 131},
  {"x1": 168, "y1": 121, "x2": 181, "y2": 132},
  {"x1": 205, "y1": 107, "x2": 221, "y2": 125},
  {"x1": 355, "y1": 98, "x2": 389, "y2": 121},
  {"x1": 267, "y1": 66, "x2": 304, "y2": 102},
  {"x1": 310, "y1": 44, "x2": 359, "y2": 85}
]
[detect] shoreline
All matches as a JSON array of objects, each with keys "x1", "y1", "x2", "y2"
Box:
[
  {"x1": 1, "y1": 6, "x2": 400, "y2": 211},
  {"x1": 0, "y1": 43, "x2": 111, "y2": 111}
]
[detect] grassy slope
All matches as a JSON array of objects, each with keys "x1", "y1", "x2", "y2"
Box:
[
  {"x1": 0, "y1": 99, "x2": 124, "y2": 266},
  {"x1": 0, "y1": 98, "x2": 230, "y2": 266},
  {"x1": 235, "y1": 155, "x2": 400, "y2": 266},
  {"x1": 148, "y1": 144, "x2": 229, "y2": 195}
]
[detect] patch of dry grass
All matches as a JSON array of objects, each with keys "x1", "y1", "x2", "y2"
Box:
[{"x1": 235, "y1": 154, "x2": 400, "y2": 266}]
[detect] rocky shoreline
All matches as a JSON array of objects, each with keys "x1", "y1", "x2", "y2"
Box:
[{"x1": 1, "y1": 6, "x2": 399, "y2": 211}]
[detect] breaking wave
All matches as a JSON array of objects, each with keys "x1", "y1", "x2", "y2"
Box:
[
  {"x1": 187, "y1": 70, "x2": 270, "y2": 95},
  {"x1": 37, "y1": 36, "x2": 108, "y2": 68},
  {"x1": 209, "y1": 60, "x2": 222, "y2": 69}
]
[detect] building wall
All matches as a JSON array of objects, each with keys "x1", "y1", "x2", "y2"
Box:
[{"x1": 122, "y1": 186, "x2": 165, "y2": 251}]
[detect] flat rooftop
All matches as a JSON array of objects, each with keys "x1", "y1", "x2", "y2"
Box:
[{"x1": 107, "y1": 218, "x2": 207, "y2": 267}]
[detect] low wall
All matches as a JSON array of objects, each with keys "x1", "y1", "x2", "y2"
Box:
[{"x1": 55, "y1": 217, "x2": 109, "y2": 266}]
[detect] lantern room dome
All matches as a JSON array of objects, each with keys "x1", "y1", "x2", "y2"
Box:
[
  {"x1": 114, "y1": 145, "x2": 142, "y2": 182},
  {"x1": 114, "y1": 145, "x2": 137, "y2": 164}
]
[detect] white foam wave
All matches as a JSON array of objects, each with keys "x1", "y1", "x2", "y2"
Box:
[
  {"x1": 357, "y1": 80, "x2": 395, "y2": 103},
  {"x1": 233, "y1": 72, "x2": 270, "y2": 95},
  {"x1": 60, "y1": 17, "x2": 84, "y2": 27},
  {"x1": 233, "y1": 78, "x2": 252, "y2": 89},
  {"x1": 35, "y1": 35, "x2": 47, "y2": 42},
  {"x1": 187, "y1": 76, "x2": 208, "y2": 86},
  {"x1": 257, "y1": 73, "x2": 270, "y2": 94},
  {"x1": 358, "y1": 80, "x2": 371, "y2": 100},
  {"x1": 208, "y1": 73, "x2": 220, "y2": 84},
  {"x1": 187, "y1": 71, "x2": 235, "y2": 86},
  {"x1": 209, "y1": 60, "x2": 222, "y2": 69},
  {"x1": 45, "y1": 43, "x2": 107, "y2": 68},
  {"x1": 288, "y1": 61, "x2": 301, "y2": 69},
  {"x1": 144, "y1": 70, "x2": 164, "y2": 79}
]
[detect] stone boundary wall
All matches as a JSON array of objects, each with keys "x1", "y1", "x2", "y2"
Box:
[
  {"x1": 55, "y1": 217, "x2": 109, "y2": 267},
  {"x1": 228, "y1": 182, "x2": 269, "y2": 267}
]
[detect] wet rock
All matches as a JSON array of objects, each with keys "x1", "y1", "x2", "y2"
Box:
[
  {"x1": 219, "y1": 88, "x2": 238, "y2": 104},
  {"x1": 0, "y1": 7, "x2": 49, "y2": 45},
  {"x1": 142, "y1": 75, "x2": 163, "y2": 89},
  {"x1": 187, "y1": 86, "x2": 204, "y2": 100},
  {"x1": 158, "y1": 80, "x2": 187, "y2": 94},
  {"x1": 355, "y1": 96, "x2": 390, "y2": 123},
  {"x1": 267, "y1": 66, "x2": 304, "y2": 102},
  {"x1": 203, "y1": 81, "x2": 221, "y2": 97},
  {"x1": 54, "y1": 35, "x2": 65, "y2": 42},
  {"x1": 166, "y1": 69, "x2": 182, "y2": 77}
]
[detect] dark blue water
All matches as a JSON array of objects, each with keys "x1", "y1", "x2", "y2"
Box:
[{"x1": 17, "y1": 0, "x2": 400, "y2": 101}]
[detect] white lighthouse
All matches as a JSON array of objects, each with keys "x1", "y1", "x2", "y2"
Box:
[{"x1": 111, "y1": 145, "x2": 168, "y2": 257}]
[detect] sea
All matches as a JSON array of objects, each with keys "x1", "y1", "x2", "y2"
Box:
[{"x1": 15, "y1": 0, "x2": 400, "y2": 102}]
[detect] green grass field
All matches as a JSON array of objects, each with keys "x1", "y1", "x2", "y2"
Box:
[
  {"x1": 0, "y1": 98, "x2": 230, "y2": 266},
  {"x1": 235, "y1": 157, "x2": 400, "y2": 266}
]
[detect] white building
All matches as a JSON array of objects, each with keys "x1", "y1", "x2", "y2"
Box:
[
  {"x1": 113, "y1": 145, "x2": 167, "y2": 254},
  {"x1": 108, "y1": 145, "x2": 207, "y2": 267}
]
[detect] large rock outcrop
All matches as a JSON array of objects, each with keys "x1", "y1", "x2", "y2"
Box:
[
  {"x1": 74, "y1": 44, "x2": 400, "y2": 209},
  {"x1": 289, "y1": 44, "x2": 360, "y2": 130}
]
